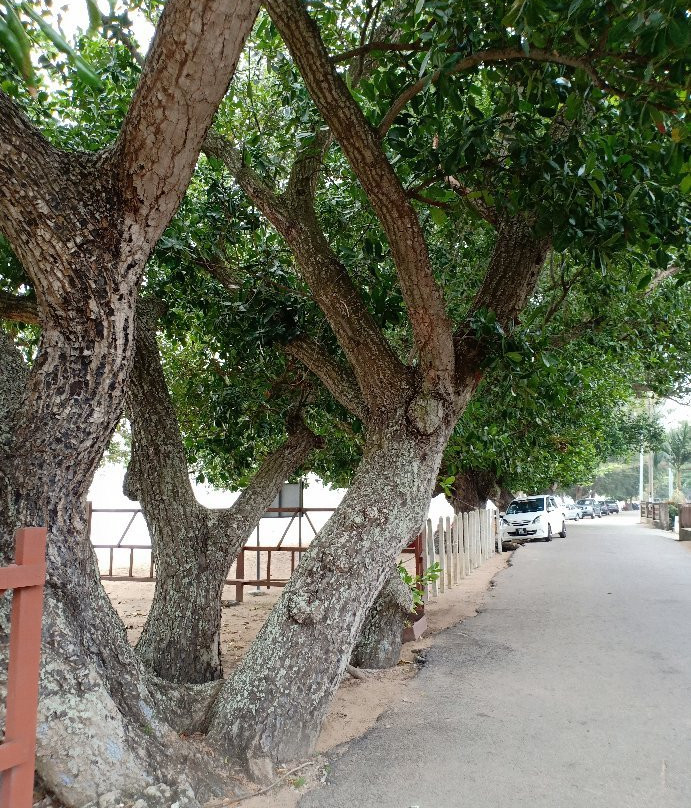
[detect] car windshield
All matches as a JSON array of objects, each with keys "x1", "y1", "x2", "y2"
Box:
[
  {"x1": 507, "y1": 498, "x2": 544, "y2": 514},
  {"x1": 577, "y1": 499, "x2": 593, "y2": 505}
]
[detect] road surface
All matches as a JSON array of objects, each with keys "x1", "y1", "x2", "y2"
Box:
[{"x1": 300, "y1": 513, "x2": 691, "y2": 808}]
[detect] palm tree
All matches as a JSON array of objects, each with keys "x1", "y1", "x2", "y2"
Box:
[{"x1": 666, "y1": 422, "x2": 691, "y2": 494}]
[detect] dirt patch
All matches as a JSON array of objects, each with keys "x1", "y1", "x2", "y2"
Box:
[{"x1": 103, "y1": 552, "x2": 508, "y2": 808}]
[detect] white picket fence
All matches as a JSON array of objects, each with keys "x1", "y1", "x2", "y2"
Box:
[{"x1": 421, "y1": 508, "x2": 501, "y2": 601}]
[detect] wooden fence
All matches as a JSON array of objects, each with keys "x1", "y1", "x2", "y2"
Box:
[
  {"x1": 90, "y1": 505, "x2": 336, "y2": 602},
  {"x1": 420, "y1": 509, "x2": 500, "y2": 601},
  {"x1": 0, "y1": 527, "x2": 47, "y2": 808},
  {"x1": 90, "y1": 505, "x2": 501, "y2": 603}
]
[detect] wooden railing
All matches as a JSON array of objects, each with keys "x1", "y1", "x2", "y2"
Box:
[
  {"x1": 0, "y1": 527, "x2": 47, "y2": 808},
  {"x1": 89, "y1": 506, "x2": 429, "y2": 602}
]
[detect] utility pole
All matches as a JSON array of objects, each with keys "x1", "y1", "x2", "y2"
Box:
[
  {"x1": 647, "y1": 394, "x2": 655, "y2": 502},
  {"x1": 639, "y1": 449, "x2": 644, "y2": 503}
]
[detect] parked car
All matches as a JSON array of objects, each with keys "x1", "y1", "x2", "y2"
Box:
[
  {"x1": 631, "y1": 502, "x2": 640, "y2": 511},
  {"x1": 576, "y1": 498, "x2": 603, "y2": 519},
  {"x1": 563, "y1": 502, "x2": 582, "y2": 521},
  {"x1": 605, "y1": 499, "x2": 620, "y2": 513},
  {"x1": 501, "y1": 495, "x2": 566, "y2": 541},
  {"x1": 598, "y1": 500, "x2": 610, "y2": 515}
]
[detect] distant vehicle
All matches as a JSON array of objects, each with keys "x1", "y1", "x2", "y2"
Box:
[
  {"x1": 598, "y1": 501, "x2": 610, "y2": 515},
  {"x1": 631, "y1": 502, "x2": 640, "y2": 511},
  {"x1": 563, "y1": 503, "x2": 582, "y2": 521},
  {"x1": 576, "y1": 498, "x2": 603, "y2": 519},
  {"x1": 501, "y1": 495, "x2": 566, "y2": 541},
  {"x1": 605, "y1": 499, "x2": 620, "y2": 513}
]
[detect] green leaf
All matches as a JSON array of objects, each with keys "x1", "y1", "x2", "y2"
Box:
[
  {"x1": 85, "y1": 0, "x2": 101, "y2": 35},
  {"x1": 636, "y1": 271, "x2": 652, "y2": 290},
  {"x1": 22, "y1": 3, "x2": 104, "y2": 89},
  {"x1": 2, "y1": 1, "x2": 34, "y2": 87},
  {"x1": 502, "y1": 0, "x2": 526, "y2": 28},
  {"x1": 0, "y1": 16, "x2": 26, "y2": 79},
  {"x1": 429, "y1": 207, "x2": 447, "y2": 225}
]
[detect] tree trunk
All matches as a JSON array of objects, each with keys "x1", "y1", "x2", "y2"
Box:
[
  {"x1": 497, "y1": 486, "x2": 515, "y2": 512},
  {"x1": 206, "y1": 416, "x2": 452, "y2": 769},
  {"x1": 0, "y1": 2, "x2": 260, "y2": 800},
  {"x1": 0, "y1": 314, "x2": 229, "y2": 806},
  {"x1": 350, "y1": 569, "x2": 413, "y2": 669},
  {"x1": 447, "y1": 468, "x2": 501, "y2": 513},
  {"x1": 125, "y1": 301, "x2": 322, "y2": 683}
]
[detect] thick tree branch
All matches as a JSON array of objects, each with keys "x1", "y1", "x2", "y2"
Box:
[
  {"x1": 264, "y1": 0, "x2": 455, "y2": 393},
  {"x1": 0, "y1": 92, "x2": 84, "y2": 276},
  {"x1": 378, "y1": 47, "x2": 633, "y2": 137},
  {"x1": 0, "y1": 291, "x2": 39, "y2": 324},
  {"x1": 332, "y1": 41, "x2": 428, "y2": 63},
  {"x1": 0, "y1": 328, "x2": 29, "y2": 450},
  {"x1": 646, "y1": 264, "x2": 683, "y2": 295},
  {"x1": 466, "y1": 216, "x2": 551, "y2": 331},
  {"x1": 285, "y1": 335, "x2": 367, "y2": 421},
  {"x1": 210, "y1": 417, "x2": 323, "y2": 545},
  {"x1": 204, "y1": 132, "x2": 409, "y2": 414},
  {"x1": 115, "y1": 0, "x2": 261, "y2": 254},
  {"x1": 445, "y1": 175, "x2": 498, "y2": 226}
]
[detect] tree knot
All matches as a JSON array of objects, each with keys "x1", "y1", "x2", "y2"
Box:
[
  {"x1": 407, "y1": 392, "x2": 446, "y2": 436},
  {"x1": 287, "y1": 592, "x2": 323, "y2": 625}
]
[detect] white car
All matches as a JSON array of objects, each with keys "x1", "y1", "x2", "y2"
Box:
[
  {"x1": 500, "y1": 495, "x2": 566, "y2": 541},
  {"x1": 563, "y1": 502, "x2": 582, "y2": 521}
]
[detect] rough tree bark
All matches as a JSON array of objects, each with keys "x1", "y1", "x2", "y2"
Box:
[
  {"x1": 125, "y1": 300, "x2": 322, "y2": 684},
  {"x1": 207, "y1": 414, "x2": 456, "y2": 772},
  {"x1": 0, "y1": 1, "x2": 259, "y2": 804},
  {"x1": 350, "y1": 568, "x2": 414, "y2": 669}
]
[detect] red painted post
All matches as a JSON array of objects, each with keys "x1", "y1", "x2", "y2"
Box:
[{"x1": 0, "y1": 527, "x2": 47, "y2": 808}]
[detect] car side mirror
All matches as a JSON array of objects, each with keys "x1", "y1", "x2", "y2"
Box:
[{"x1": 499, "y1": 512, "x2": 505, "y2": 518}]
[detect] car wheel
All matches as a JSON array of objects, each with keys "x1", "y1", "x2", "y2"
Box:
[
  {"x1": 591, "y1": 513, "x2": 595, "y2": 519},
  {"x1": 545, "y1": 525, "x2": 553, "y2": 542},
  {"x1": 559, "y1": 521, "x2": 567, "y2": 538}
]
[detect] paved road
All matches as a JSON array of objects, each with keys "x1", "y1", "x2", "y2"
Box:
[{"x1": 301, "y1": 514, "x2": 691, "y2": 808}]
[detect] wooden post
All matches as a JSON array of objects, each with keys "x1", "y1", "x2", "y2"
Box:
[
  {"x1": 445, "y1": 517, "x2": 452, "y2": 589},
  {"x1": 235, "y1": 548, "x2": 245, "y2": 603},
  {"x1": 477, "y1": 508, "x2": 485, "y2": 567},
  {"x1": 451, "y1": 514, "x2": 460, "y2": 584},
  {"x1": 462, "y1": 512, "x2": 470, "y2": 575},
  {"x1": 425, "y1": 519, "x2": 437, "y2": 599},
  {"x1": 457, "y1": 515, "x2": 465, "y2": 579},
  {"x1": 437, "y1": 517, "x2": 446, "y2": 593},
  {"x1": 0, "y1": 527, "x2": 47, "y2": 808}
]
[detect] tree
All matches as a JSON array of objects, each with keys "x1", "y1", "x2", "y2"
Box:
[
  {"x1": 0, "y1": 1, "x2": 260, "y2": 803},
  {"x1": 199, "y1": 0, "x2": 688, "y2": 769},
  {"x1": 124, "y1": 298, "x2": 323, "y2": 684},
  {"x1": 666, "y1": 421, "x2": 691, "y2": 493}
]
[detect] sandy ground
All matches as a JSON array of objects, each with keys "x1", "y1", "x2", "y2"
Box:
[{"x1": 103, "y1": 552, "x2": 507, "y2": 808}]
